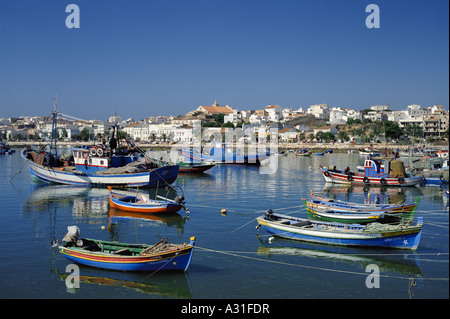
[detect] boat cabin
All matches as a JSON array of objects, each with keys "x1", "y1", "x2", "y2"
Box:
[
  {"x1": 72, "y1": 146, "x2": 142, "y2": 173},
  {"x1": 72, "y1": 147, "x2": 109, "y2": 173},
  {"x1": 364, "y1": 159, "x2": 388, "y2": 178}
]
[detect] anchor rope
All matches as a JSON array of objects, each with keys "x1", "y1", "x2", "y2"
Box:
[{"x1": 194, "y1": 245, "x2": 449, "y2": 281}]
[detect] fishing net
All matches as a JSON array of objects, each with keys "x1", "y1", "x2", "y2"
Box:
[
  {"x1": 140, "y1": 239, "x2": 181, "y2": 255},
  {"x1": 388, "y1": 160, "x2": 406, "y2": 178},
  {"x1": 95, "y1": 161, "x2": 148, "y2": 175},
  {"x1": 363, "y1": 222, "x2": 411, "y2": 232}
]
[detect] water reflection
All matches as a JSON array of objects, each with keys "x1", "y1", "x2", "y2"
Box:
[
  {"x1": 108, "y1": 208, "x2": 188, "y2": 234},
  {"x1": 320, "y1": 184, "x2": 424, "y2": 204},
  {"x1": 56, "y1": 269, "x2": 193, "y2": 298},
  {"x1": 256, "y1": 236, "x2": 424, "y2": 278}
]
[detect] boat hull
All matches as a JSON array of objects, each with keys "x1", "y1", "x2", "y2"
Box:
[
  {"x1": 22, "y1": 150, "x2": 178, "y2": 187},
  {"x1": 257, "y1": 213, "x2": 423, "y2": 250},
  {"x1": 59, "y1": 239, "x2": 195, "y2": 272},
  {"x1": 109, "y1": 191, "x2": 183, "y2": 214},
  {"x1": 320, "y1": 167, "x2": 422, "y2": 187},
  {"x1": 178, "y1": 163, "x2": 215, "y2": 173},
  {"x1": 305, "y1": 208, "x2": 389, "y2": 224}
]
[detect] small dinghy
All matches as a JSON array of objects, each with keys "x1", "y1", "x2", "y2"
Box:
[{"x1": 108, "y1": 186, "x2": 188, "y2": 214}]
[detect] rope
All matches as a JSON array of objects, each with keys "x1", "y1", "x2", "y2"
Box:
[
  {"x1": 141, "y1": 253, "x2": 179, "y2": 281},
  {"x1": 9, "y1": 159, "x2": 28, "y2": 183},
  {"x1": 194, "y1": 245, "x2": 449, "y2": 282}
]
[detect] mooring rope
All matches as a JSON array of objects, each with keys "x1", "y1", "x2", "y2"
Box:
[{"x1": 194, "y1": 245, "x2": 449, "y2": 282}]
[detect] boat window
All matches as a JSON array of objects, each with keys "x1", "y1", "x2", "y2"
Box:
[
  {"x1": 89, "y1": 159, "x2": 92, "y2": 164},
  {"x1": 100, "y1": 160, "x2": 104, "y2": 165}
]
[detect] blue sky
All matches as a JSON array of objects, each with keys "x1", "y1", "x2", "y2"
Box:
[{"x1": 0, "y1": 0, "x2": 448, "y2": 121}]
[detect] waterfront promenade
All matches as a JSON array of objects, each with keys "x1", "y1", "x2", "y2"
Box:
[{"x1": 7, "y1": 141, "x2": 448, "y2": 153}]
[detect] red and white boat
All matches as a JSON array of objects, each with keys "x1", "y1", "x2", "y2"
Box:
[{"x1": 319, "y1": 158, "x2": 423, "y2": 187}]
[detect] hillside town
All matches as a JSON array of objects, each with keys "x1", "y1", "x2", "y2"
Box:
[{"x1": 1, "y1": 100, "x2": 449, "y2": 146}]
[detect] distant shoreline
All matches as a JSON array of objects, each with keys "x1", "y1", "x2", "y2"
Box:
[{"x1": 6, "y1": 141, "x2": 448, "y2": 153}]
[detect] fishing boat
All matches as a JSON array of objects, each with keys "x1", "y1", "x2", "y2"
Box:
[
  {"x1": 359, "y1": 148, "x2": 381, "y2": 157},
  {"x1": 180, "y1": 143, "x2": 270, "y2": 165},
  {"x1": 58, "y1": 226, "x2": 195, "y2": 271},
  {"x1": 309, "y1": 191, "x2": 419, "y2": 213},
  {"x1": 22, "y1": 103, "x2": 179, "y2": 187},
  {"x1": 296, "y1": 149, "x2": 311, "y2": 156},
  {"x1": 304, "y1": 205, "x2": 400, "y2": 224},
  {"x1": 256, "y1": 210, "x2": 423, "y2": 250},
  {"x1": 177, "y1": 162, "x2": 215, "y2": 173},
  {"x1": 319, "y1": 158, "x2": 423, "y2": 187},
  {"x1": 302, "y1": 199, "x2": 418, "y2": 224},
  {"x1": 108, "y1": 187, "x2": 188, "y2": 214}
]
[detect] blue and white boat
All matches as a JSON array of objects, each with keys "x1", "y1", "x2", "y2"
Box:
[
  {"x1": 22, "y1": 103, "x2": 178, "y2": 187},
  {"x1": 256, "y1": 210, "x2": 423, "y2": 250}
]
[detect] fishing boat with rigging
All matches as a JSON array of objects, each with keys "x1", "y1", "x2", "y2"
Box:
[
  {"x1": 22, "y1": 101, "x2": 178, "y2": 187},
  {"x1": 319, "y1": 157, "x2": 423, "y2": 187}
]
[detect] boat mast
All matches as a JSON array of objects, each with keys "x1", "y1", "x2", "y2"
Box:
[{"x1": 50, "y1": 95, "x2": 58, "y2": 156}]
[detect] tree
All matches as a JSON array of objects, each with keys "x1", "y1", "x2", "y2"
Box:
[
  {"x1": 404, "y1": 123, "x2": 422, "y2": 141},
  {"x1": 346, "y1": 118, "x2": 361, "y2": 126},
  {"x1": 337, "y1": 131, "x2": 349, "y2": 142},
  {"x1": 384, "y1": 121, "x2": 403, "y2": 140},
  {"x1": 79, "y1": 128, "x2": 91, "y2": 141},
  {"x1": 215, "y1": 113, "x2": 225, "y2": 125},
  {"x1": 222, "y1": 121, "x2": 234, "y2": 128},
  {"x1": 322, "y1": 132, "x2": 335, "y2": 143},
  {"x1": 298, "y1": 132, "x2": 305, "y2": 142},
  {"x1": 315, "y1": 131, "x2": 324, "y2": 142}
]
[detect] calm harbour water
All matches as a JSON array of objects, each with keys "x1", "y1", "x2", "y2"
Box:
[{"x1": 0, "y1": 148, "x2": 448, "y2": 299}]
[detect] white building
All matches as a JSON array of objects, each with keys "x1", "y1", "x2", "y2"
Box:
[
  {"x1": 370, "y1": 105, "x2": 389, "y2": 111},
  {"x1": 224, "y1": 110, "x2": 241, "y2": 126},
  {"x1": 173, "y1": 127, "x2": 193, "y2": 142},
  {"x1": 265, "y1": 105, "x2": 283, "y2": 122},
  {"x1": 307, "y1": 104, "x2": 330, "y2": 120},
  {"x1": 329, "y1": 107, "x2": 362, "y2": 125}
]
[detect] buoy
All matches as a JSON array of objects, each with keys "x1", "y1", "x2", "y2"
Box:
[
  {"x1": 221, "y1": 209, "x2": 227, "y2": 216},
  {"x1": 101, "y1": 226, "x2": 105, "y2": 230}
]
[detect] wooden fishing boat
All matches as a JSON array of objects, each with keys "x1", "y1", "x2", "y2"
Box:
[
  {"x1": 22, "y1": 148, "x2": 179, "y2": 187},
  {"x1": 309, "y1": 191, "x2": 420, "y2": 213},
  {"x1": 302, "y1": 199, "x2": 417, "y2": 224},
  {"x1": 359, "y1": 148, "x2": 381, "y2": 157},
  {"x1": 256, "y1": 210, "x2": 423, "y2": 250},
  {"x1": 296, "y1": 149, "x2": 312, "y2": 156},
  {"x1": 177, "y1": 162, "x2": 215, "y2": 173},
  {"x1": 22, "y1": 104, "x2": 179, "y2": 187},
  {"x1": 58, "y1": 227, "x2": 195, "y2": 271},
  {"x1": 319, "y1": 158, "x2": 423, "y2": 187},
  {"x1": 304, "y1": 203, "x2": 391, "y2": 224},
  {"x1": 108, "y1": 187, "x2": 187, "y2": 214}
]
